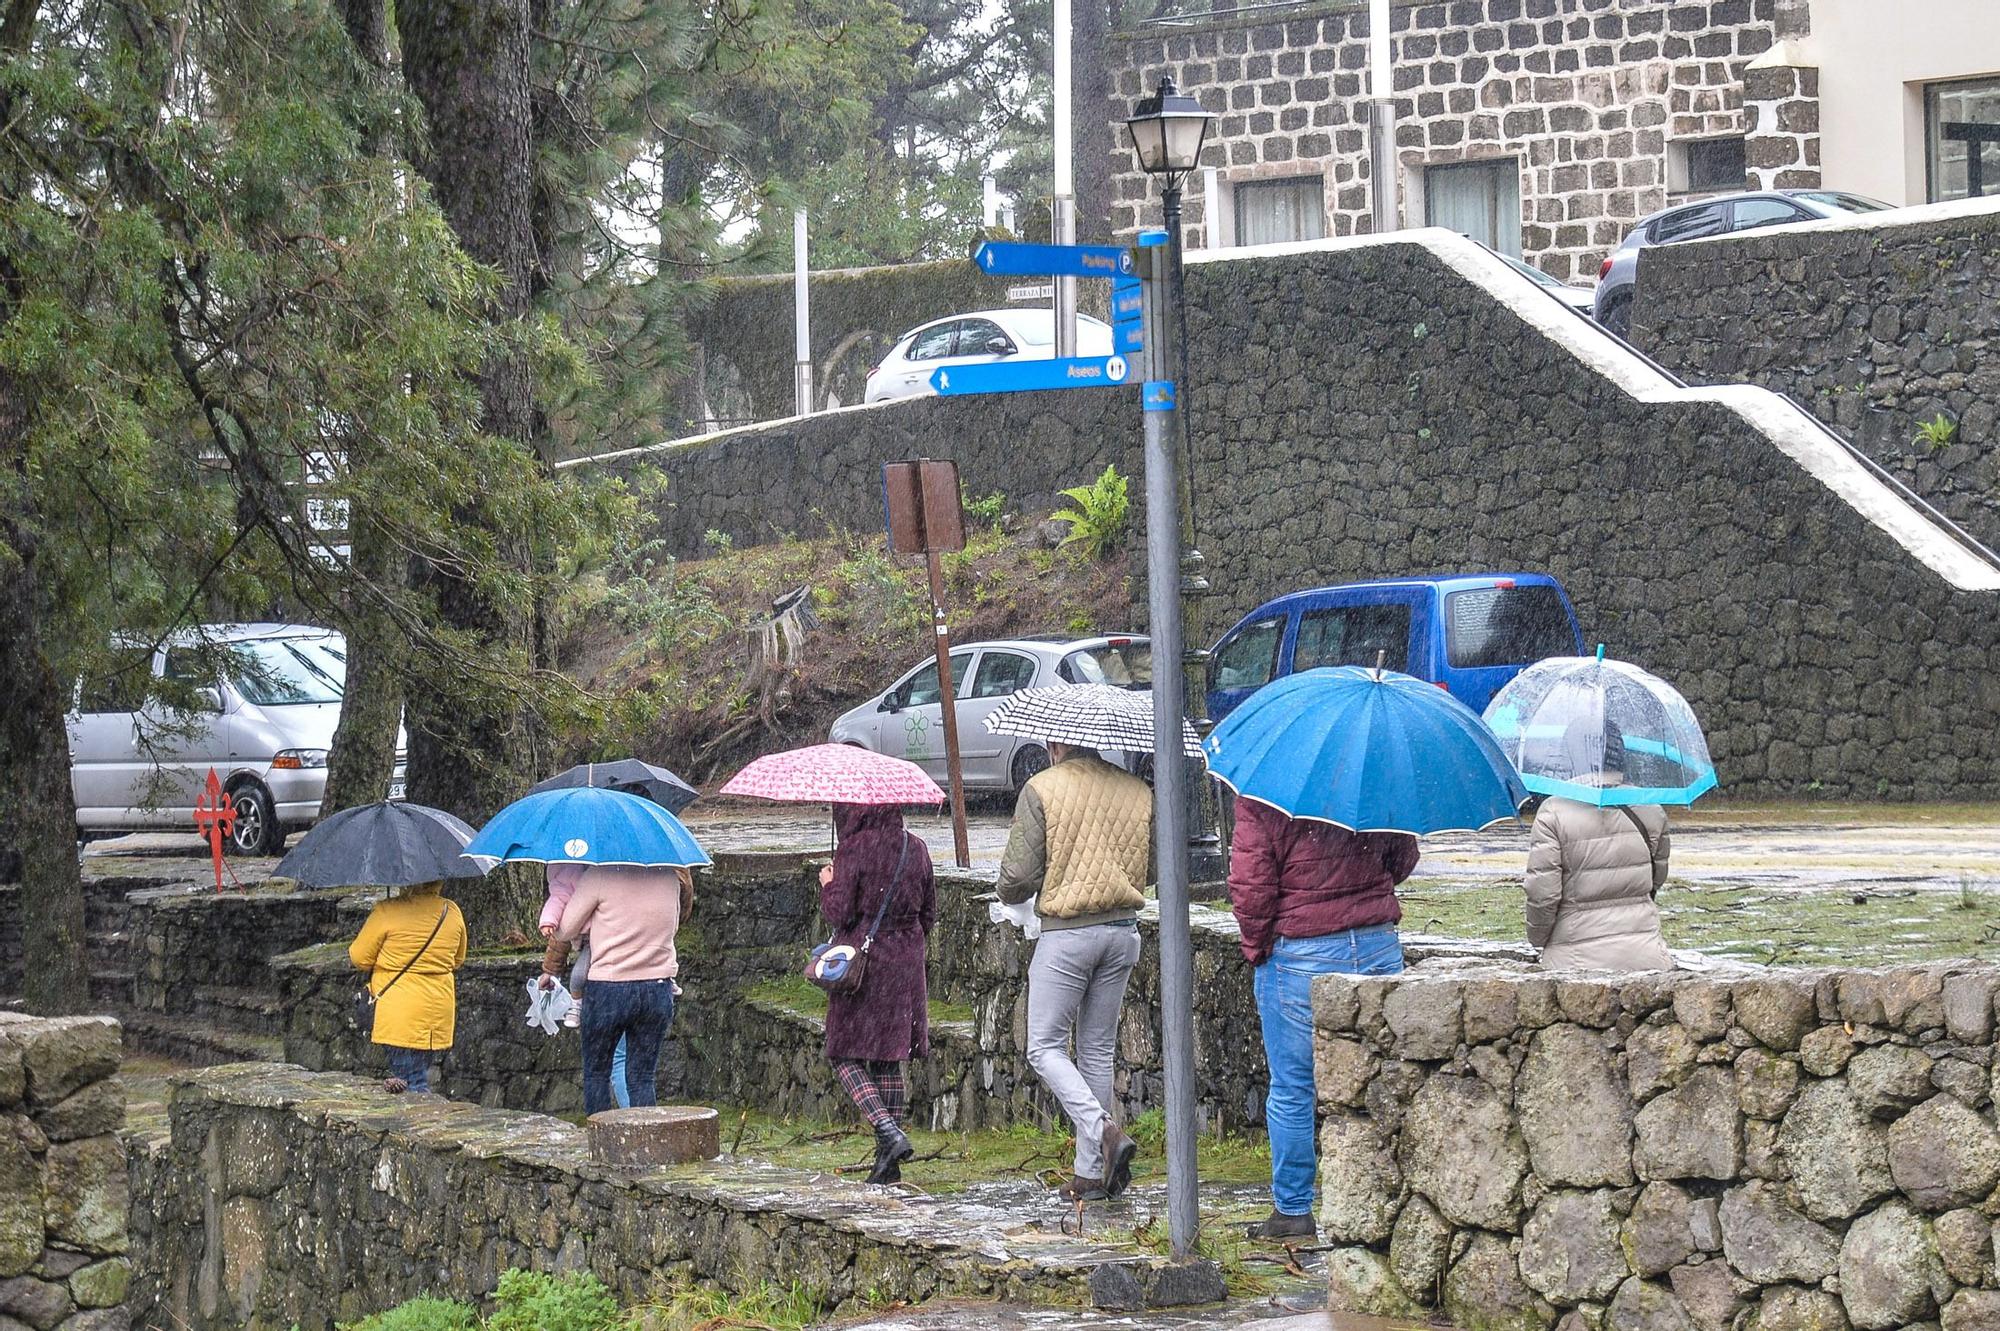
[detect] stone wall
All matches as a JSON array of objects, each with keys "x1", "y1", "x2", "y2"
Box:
[
  {"x1": 577, "y1": 377, "x2": 1140, "y2": 561},
  {"x1": 1309, "y1": 959, "x2": 2000, "y2": 1331},
  {"x1": 275, "y1": 855, "x2": 1526, "y2": 1133},
  {"x1": 1107, "y1": 0, "x2": 1782, "y2": 280},
  {"x1": 0, "y1": 1014, "x2": 130, "y2": 1331},
  {"x1": 123, "y1": 884, "x2": 364, "y2": 1033},
  {"x1": 578, "y1": 230, "x2": 2000, "y2": 800},
  {"x1": 1631, "y1": 196, "x2": 2000, "y2": 552},
  {"x1": 128, "y1": 1064, "x2": 1096, "y2": 1331}
]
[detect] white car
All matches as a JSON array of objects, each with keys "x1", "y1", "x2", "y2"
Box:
[
  {"x1": 863, "y1": 309, "x2": 1115, "y2": 403},
  {"x1": 68, "y1": 623, "x2": 407, "y2": 855},
  {"x1": 828, "y1": 635, "x2": 1151, "y2": 793}
]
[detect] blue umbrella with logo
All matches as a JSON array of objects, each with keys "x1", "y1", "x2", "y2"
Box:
[
  {"x1": 1204, "y1": 666, "x2": 1527, "y2": 834},
  {"x1": 463, "y1": 786, "x2": 710, "y2": 869},
  {"x1": 1482, "y1": 650, "x2": 1717, "y2": 807}
]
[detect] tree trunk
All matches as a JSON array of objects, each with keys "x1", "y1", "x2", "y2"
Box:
[
  {"x1": 396, "y1": 0, "x2": 540, "y2": 938},
  {"x1": 1073, "y1": 0, "x2": 1117, "y2": 239},
  {"x1": 0, "y1": 0, "x2": 88, "y2": 1014},
  {"x1": 0, "y1": 371, "x2": 91, "y2": 1015},
  {"x1": 321, "y1": 0, "x2": 407, "y2": 817}
]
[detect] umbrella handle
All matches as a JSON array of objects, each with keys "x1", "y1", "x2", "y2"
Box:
[{"x1": 1373, "y1": 650, "x2": 1386, "y2": 681}]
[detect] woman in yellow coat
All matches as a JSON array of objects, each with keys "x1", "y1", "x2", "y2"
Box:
[{"x1": 348, "y1": 881, "x2": 468, "y2": 1093}]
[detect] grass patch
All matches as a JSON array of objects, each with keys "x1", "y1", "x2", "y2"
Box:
[
  {"x1": 1397, "y1": 875, "x2": 2000, "y2": 967},
  {"x1": 744, "y1": 974, "x2": 975, "y2": 1027},
  {"x1": 710, "y1": 1106, "x2": 1273, "y2": 1196}
]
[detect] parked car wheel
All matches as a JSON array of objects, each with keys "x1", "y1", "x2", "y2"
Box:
[
  {"x1": 227, "y1": 781, "x2": 285, "y2": 856},
  {"x1": 1009, "y1": 744, "x2": 1050, "y2": 793},
  {"x1": 1597, "y1": 290, "x2": 1633, "y2": 339}
]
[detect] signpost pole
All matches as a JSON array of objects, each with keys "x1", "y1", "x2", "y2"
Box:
[
  {"x1": 924, "y1": 550, "x2": 972, "y2": 870},
  {"x1": 1139, "y1": 238, "x2": 1200, "y2": 1260},
  {"x1": 793, "y1": 208, "x2": 814, "y2": 414},
  {"x1": 1368, "y1": 0, "x2": 1398, "y2": 236},
  {"x1": 1052, "y1": 0, "x2": 1077, "y2": 359}
]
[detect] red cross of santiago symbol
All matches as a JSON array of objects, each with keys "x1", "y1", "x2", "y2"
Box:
[{"x1": 192, "y1": 769, "x2": 235, "y2": 893}]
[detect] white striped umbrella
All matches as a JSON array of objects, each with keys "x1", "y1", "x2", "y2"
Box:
[{"x1": 983, "y1": 684, "x2": 1203, "y2": 757}]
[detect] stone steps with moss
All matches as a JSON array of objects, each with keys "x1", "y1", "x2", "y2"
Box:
[{"x1": 113, "y1": 1008, "x2": 285, "y2": 1067}]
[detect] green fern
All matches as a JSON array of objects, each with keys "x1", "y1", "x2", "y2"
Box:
[
  {"x1": 1051, "y1": 464, "x2": 1130, "y2": 561},
  {"x1": 1913, "y1": 412, "x2": 1958, "y2": 451}
]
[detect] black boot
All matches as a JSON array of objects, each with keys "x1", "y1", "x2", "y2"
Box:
[{"x1": 868, "y1": 1123, "x2": 913, "y2": 1184}]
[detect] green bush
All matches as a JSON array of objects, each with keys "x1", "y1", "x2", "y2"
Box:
[
  {"x1": 342, "y1": 1296, "x2": 481, "y2": 1331},
  {"x1": 1914, "y1": 411, "x2": 1958, "y2": 451},
  {"x1": 342, "y1": 1273, "x2": 617, "y2": 1331},
  {"x1": 1051, "y1": 464, "x2": 1129, "y2": 560}
]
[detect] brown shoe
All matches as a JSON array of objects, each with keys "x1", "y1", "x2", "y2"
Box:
[
  {"x1": 1102, "y1": 1123, "x2": 1138, "y2": 1198},
  {"x1": 1058, "y1": 1174, "x2": 1109, "y2": 1202}
]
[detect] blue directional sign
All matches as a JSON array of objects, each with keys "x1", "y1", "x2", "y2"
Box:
[
  {"x1": 931, "y1": 354, "x2": 1134, "y2": 396},
  {"x1": 1111, "y1": 286, "x2": 1144, "y2": 322},
  {"x1": 1114, "y1": 321, "x2": 1145, "y2": 356},
  {"x1": 1143, "y1": 381, "x2": 1177, "y2": 412},
  {"x1": 973, "y1": 241, "x2": 1134, "y2": 279}
]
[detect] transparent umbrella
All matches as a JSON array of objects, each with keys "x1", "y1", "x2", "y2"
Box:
[{"x1": 1483, "y1": 651, "x2": 1716, "y2": 807}]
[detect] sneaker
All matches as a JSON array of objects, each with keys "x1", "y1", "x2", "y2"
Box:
[
  {"x1": 1246, "y1": 1209, "x2": 1317, "y2": 1241},
  {"x1": 1058, "y1": 1174, "x2": 1109, "y2": 1202},
  {"x1": 562, "y1": 1004, "x2": 581, "y2": 1029},
  {"x1": 1102, "y1": 1123, "x2": 1138, "y2": 1199}
]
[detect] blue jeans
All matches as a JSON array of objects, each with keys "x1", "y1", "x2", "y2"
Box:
[
  {"x1": 610, "y1": 1036, "x2": 631, "y2": 1110},
  {"x1": 1253, "y1": 925, "x2": 1403, "y2": 1216},
  {"x1": 582, "y1": 978, "x2": 674, "y2": 1116},
  {"x1": 384, "y1": 1047, "x2": 432, "y2": 1093}
]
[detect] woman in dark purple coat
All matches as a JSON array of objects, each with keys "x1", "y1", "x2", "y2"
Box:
[{"x1": 818, "y1": 803, "x2": 936, "y2": 1183}]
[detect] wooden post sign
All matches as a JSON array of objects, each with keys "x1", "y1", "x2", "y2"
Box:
[{"x1": 881, "y1": 460, "x2": 971, "y2": 868}]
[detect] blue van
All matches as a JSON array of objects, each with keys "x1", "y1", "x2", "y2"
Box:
[{"x1": 1206, "y1": 574, "x2": 1584, "y2": 721}]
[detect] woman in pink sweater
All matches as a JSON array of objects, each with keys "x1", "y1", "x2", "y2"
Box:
[{"x1": 541, "y1": 865, "x2": 691, "y2": 1115}]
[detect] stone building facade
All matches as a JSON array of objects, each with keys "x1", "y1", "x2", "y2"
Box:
[{"x1": 1101, "y1": 0, "x2": 2000, "y2": 281}]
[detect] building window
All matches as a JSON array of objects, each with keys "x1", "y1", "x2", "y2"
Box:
[
  {"x1": 1669, "y1": 137, "x2": 1748, "y2": 195},
  {"x1": 1928, "y1": 76, "x2": 2000, "y2": 201},
  {"x1": 1233, "y1": 176, "x2": 1326, "y2": 246},
  {"x1": 1424, "y1": 159, "x2": 1521, "y2": 257}
]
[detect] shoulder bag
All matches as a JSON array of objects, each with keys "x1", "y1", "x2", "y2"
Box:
[
  {"x1": 805, "y1": 834, "x2": 913, "y2": 997},
  {"x1": 1618, "y1": 807, "x2": 1666, "y2": 899},
  {"x1": 353, "y1": 905, "x2": 450, "y2": 1039}
]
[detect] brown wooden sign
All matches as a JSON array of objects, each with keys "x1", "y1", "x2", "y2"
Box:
[{"x1": 882, "y1": 459, "x2": 966, "y2": 554}]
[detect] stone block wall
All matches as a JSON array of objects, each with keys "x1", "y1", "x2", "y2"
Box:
[
  {"x1": 1107, "y1": 0, "x2": 1782, "y2": 280},
  {"x1": 128, "y1": 1064, "x2": 1090, "y2": 1331},
  {"x1": 1310, "y1": 960, "x2": 2000, "y2": 1331},
  {"x1": 124, "y1": 884, "x2": 363, "y2": 1030},
  {"x1": 1631, "y1": 196, "x2": 2000, "y2": 553},
  {"x1": 1741, "y1": 59, "x2": 1819, "y2": 190},
  {"x1": 0, "y1": 1015, "x2": 130, "y2": 1331}
]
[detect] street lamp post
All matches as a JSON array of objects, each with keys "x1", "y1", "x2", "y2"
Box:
[{"x1": 1124, "y1": 74, "x2": 1215, "y2": 1263}]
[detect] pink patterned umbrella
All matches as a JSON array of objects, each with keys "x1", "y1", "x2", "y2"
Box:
[{"x1": 718, "y1": 744, "x2": 946, "y2": 806}]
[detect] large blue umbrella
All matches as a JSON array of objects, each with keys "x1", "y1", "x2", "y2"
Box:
[
  {"x1": 1483, "y1": 652, "x2": 1717, "y2": 807},
  {"x1": 1204, "y1": 667, "x2": 1527, "y2": 834},
  {"x1": 463, "y1": 787, "x2": 711, "y2": 870}
]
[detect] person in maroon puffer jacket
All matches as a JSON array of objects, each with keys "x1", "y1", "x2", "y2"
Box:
[{"x1": 1227, "y1": 796, "x2": 1420, "y2": 1241}]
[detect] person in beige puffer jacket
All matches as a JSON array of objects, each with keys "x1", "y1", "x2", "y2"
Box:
[
  {"x1": 1523, "y1": 723, "x2": 1674, "y2": 971},
  {"x1": 996, "y1": 743, "x2": 1153, "y2": 1202}
]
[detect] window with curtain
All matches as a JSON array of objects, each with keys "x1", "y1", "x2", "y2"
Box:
[
  {"x1": 1928, "y1": 76, "x2": 2000, "y2": 201},
  {"x1": 1233, "y1": 176, "x2": 1327, "y2": 246},
  {"x1": 1423, "y1": 159, "x2": 1522, "y2": 257}
]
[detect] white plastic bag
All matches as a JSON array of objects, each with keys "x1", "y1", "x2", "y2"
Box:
[
  {"x1": 988, "y1": 895, "x2": 1042, "y2": 941},
  {"x1": 525, "y1": 976, "x2": 575, "y2": 1035}
]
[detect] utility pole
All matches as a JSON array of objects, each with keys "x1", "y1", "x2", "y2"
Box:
[
  {"x1": 1052, "y1": 0, "x2": 1078, "y2": 357},
  {"x1": 1368, "y1": 0, "x2": 1398, "y2": 235},
  {"x1": 793, "y1": 208, "x2": 813, "y2": 415}
]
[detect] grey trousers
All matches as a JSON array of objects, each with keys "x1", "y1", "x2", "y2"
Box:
[{"x1": 1026, "y1": 922, "x2": 1142, "y2": 1178}]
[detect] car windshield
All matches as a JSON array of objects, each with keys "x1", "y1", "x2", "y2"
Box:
[
  {"x1": 1058, "y1": 642, "x2": 1152, "y2": 689},
  {"x1": 225, "y1": 637, "x2": 345, "y2": 706},
  {"x1": 1796, "y1": 191, "x2": 1892, "y2": 213},
  {"x1": 1504, "y1": 256, "x2": 1561, "y2": 288},
  {"x1": 1012, "y1": 318, "x2": 1054, "y2": 346}
]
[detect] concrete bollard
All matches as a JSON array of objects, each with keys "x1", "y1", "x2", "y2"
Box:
[{"x1": 586, "y1": 1105, "x2": 722, "y2": 1167}]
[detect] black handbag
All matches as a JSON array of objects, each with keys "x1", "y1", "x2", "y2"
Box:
[
  {"x1": 806, "y1": 834, "x2": 912, "y2": 996},
  {"x1": 354, "y1": 905, "x2": 449, "y2": 1039}
]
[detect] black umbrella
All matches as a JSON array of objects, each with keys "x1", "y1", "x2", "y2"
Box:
[
  {"x1": 275, "y1": 801, "x2": 485, "y2": 889},
  {"x1": 528, "y1": 759, "x2": 699, "y2": 815}
]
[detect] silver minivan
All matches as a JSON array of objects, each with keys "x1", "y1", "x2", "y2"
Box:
[{"x1": 68, "y1": 623, "x2": 406, "y2": 855}]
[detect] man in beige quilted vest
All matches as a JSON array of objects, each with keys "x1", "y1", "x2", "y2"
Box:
[{"x1": 995, "y1": 742, "x2": 1153, "y2": 1202}]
